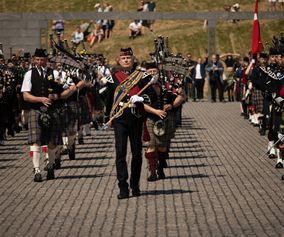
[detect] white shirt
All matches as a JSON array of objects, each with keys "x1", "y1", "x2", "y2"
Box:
[
  {"x1": 98, "y1": 65, "x2": 111, "y2": 77},
  {"x1": 129, "y1": 22, "x2": 142, "y2": 32},
  {"x1": 72, "y1": 31, "x2": 84, "y2": 44},
  {"x1": 21, "y1": 67, "x2": 46, "y2": 92},
  {"x1": 195, "y1": 64, "x2": 202, "y2": 79}
]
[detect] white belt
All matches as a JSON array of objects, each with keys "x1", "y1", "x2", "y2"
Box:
[{"x1": 119, "y1": 102, "x2": 136, "y2": 108}]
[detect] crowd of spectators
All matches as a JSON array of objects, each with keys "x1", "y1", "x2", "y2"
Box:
[
  {"x1": 51, "y1": 1, "x2": 158, "y2": 52},
  {"x1": 268, "y1": 0, "x2": 284, "y2": 11}
]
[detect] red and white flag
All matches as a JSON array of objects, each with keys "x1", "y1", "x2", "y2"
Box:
[{"x1": 251, "y1": 0, "x2": 263, "y2": 54}]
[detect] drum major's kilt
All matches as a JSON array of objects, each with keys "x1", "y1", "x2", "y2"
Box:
[{"x1": 78, "y1": 96, "x2": 91, "y2": 125}]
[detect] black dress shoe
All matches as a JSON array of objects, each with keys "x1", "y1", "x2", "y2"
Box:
[
  {"x1": 61, "y1": 148, "x2": 68, "y2": 155},
  {"x1": 132, "y1": 188, "x2": 141, "y2": 197},
  {"x1": 117, "y1": 192, "x2": 129, "y2": 199},
  {"x1": 275, "y1": 162, "x2": 284, "y2": 169},
  {"x1": 46, "y1": 168, "x2": 55, "y2": 180},
  {"x1": 147, "y1": 173, "x2": 158, "y2": 182},
  {"x1": 34, "y1": 173, "x2": 43, "y2": 182}
]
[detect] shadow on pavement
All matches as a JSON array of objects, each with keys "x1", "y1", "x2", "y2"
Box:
[
  {"x1": 168, "y1": 174, "x2": 210, "y2": 179},
  {"x1": 56, "y1": 173, "x2": 105, "y2": 179},
  {"x1": 142, "y1": 189, "x2": 194, "y2": 196},
  {"x1": 60, "y1": 164, "x2": 109, "y2": 169}
]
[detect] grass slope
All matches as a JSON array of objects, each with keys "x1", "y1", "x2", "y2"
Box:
[{"x1": 0, "y1": 0, "x2": 283, "y2": 62}]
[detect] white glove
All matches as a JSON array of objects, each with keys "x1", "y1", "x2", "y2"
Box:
[
  {"x1": 275, "y1": 97, "x2": 284, "y2": 106},
  {"x1": 278, "y1": 132, "x2": 284, "y2": 142},
  {"x1": 149, "y1": 75, "x2": 159, "y2": 85},
  {"x1": 130, "y1": 95, "x2": 144, "y2": 103},
  {"x1": 248, "y1": 82, "x2": 253, "y2": 90}
]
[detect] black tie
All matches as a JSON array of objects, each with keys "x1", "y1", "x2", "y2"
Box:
[{"x1": 39, "y1": 67, "x2": 44, "y2": 77}]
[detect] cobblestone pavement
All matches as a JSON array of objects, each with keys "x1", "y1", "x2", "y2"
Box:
[{"x1": 0, "y1": 102, "x2": 283, "y2": 237}]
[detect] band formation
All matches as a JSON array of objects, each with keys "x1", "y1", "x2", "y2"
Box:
[{"x1": 0, "y1": 32, "x2": 283, "y2": 199}]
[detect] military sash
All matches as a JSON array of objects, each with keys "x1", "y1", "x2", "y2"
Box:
[{"x1": 110, "y1": 69, "x2": 145, "y2": 118}]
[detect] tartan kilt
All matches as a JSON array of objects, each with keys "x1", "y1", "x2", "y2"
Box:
[
  {"x1": 62, "y1": 101, "x2": 79, "y2": 136},
  {"x1": 146, "y1": 112, "x2": 176, "y2": 148},
  {"x1": 167, "y1": 111, "x2": 177, "y2": 140},
  {"x1": 28, "y1": 109, "x2": 45, "y2": 145},
  {"x1": 28, "y1": 107, "x2": 63, "y2": 145},
  {"x1": 48, "y1": 103, "x2": 64, "y2": 145},
  {"x1": 251, "y1": 89, "x2": 264, "y2": 113},
  {"x1": 78, "y1": 96, "x2": 91, "y2": 125}
]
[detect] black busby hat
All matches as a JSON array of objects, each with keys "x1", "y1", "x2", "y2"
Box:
[
  {"x1": 259, "y1": 52, "x2": 268, "y2": 59},
  {"x1": 119, "y1": 47, "x2": 133, "y2": 56},
  {"x1": 269, "y1": 47, "x2": 279, "y2": 56},
  {"x1": 33, "y1": 48, "x2": 47, "y2": 57},
  {"x1": 144, "y1": 61, "x2": 158, "y2": 69}
]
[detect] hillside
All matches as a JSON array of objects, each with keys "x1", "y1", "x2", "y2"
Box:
[{"x1": 0, "y1": 0, "x2": 283, "y2": 62}]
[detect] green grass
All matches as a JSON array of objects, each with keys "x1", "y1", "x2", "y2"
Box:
[{"x1": 0, "y1": 0, "x2": 283, "y2": 64}]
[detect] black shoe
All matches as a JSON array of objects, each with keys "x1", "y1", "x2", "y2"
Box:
[
  {"x1": 132, "y1": 188, "x2": 141, "y2": 197},
  {"x1": 54, "y1": 158, "x2": 61, "y2": 169},
  {"x1": 268, "y1": 153, "x2": 277, "y2": 159},
  {"x1": 157, "y1": 167, "x2": 166, "y2": 179},
  {"x1": 78, "y1": 137, "x2": 84, "y2": 145},
  {"x1": 68, "y1": 143, "x2": 75, "y2": 160},
  {"x1": 34, "y1": 173, "x2": 43, "y2": 182},
  {"x1": 147, "y1": 173, "x2": 158, "y2": 182},
  {"x1": 117, "y1": 191, "x2": 129, "y2": 199},
  {"x1": 275, "y1": 162, "x2": 284, "y2": 169},
  {"x1": 61, "y1": 148, "x2": 68, "y2": 155},
  {"x1": 46, "y1": 167, "x2": 55, "y2": 180}
]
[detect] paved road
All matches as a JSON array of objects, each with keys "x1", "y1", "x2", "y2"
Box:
[{"x1": 0, "y1": 102, "x2": 283, "y2": 237}]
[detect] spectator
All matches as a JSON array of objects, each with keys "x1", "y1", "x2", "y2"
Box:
[
  {"x1": 80, "y1": 20, "x2": 94, "y2": 42},
  {"x1": 137, "y1": 0, "x2": 155, "y2": 32},
  {"x1": 94, "y1": 3, "x2": 104, "y2": 26},
  {"x1": 106, "y1": 4, "x2": 115, "y2": 38},
  {"x1": 52, "y1": 20, "x2": 64, "y2": 38},
  {"x1": 90, "y1": 24, "x2": 105, "y2": 48},
  {"x1": 192, "y1": 56, "x2": 208, "y2": 102},
  {"x1": 220, "y1": 53, "x2": 240, "y2": 102},
  {"x1": 278, "y1": 0, "x2": 284, "y2": 10},
  {"x1": 129, "y1": 20, "x2": 142, "y2": 39},
  {"x1": 102, "y1": 3, "x2": 114, "y2": 39},
  {"x1": 185, "y1": 53, "x2": 196, "y2": 101},
  {"x1": 71, "y1": 26, "x2": 85, "y2": 51},
  {"x1": 206, "y1": 54, "x2": 225, "y2": 102},
  {"x1": 268, "y1": 0, "x2": 277, "y2": 11}
]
